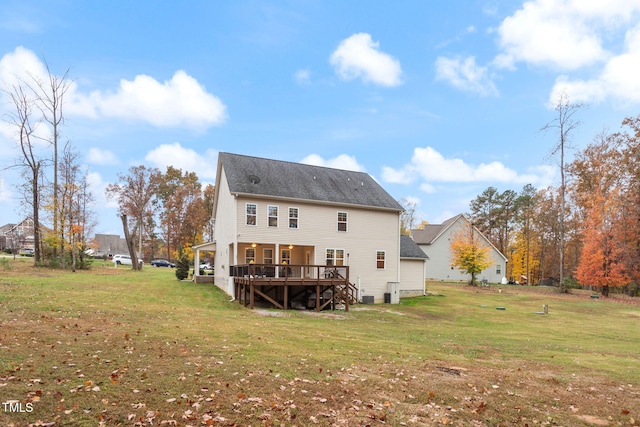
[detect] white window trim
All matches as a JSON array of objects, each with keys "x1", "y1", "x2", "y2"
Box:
[
  {"x1": 376, "y1": 250, "x2": 386, "y2": 270},
  {"x1": 281, "y1": 249, "x2": 291, "y2": 264},
  {"x1": 268, "y1": 205, "x2": 278, "y2": 227},
  {"x1": 263, "y1": 248, "x2": 273, "y2": 264},
  {"x1": 245, "y1": 247, "x2": 255, "y2": 264},
  {"x1": 246, "y1": 203, "x2": 257, "y2": 226},
  {"x1": 288, "y1": 207, "x2": 299, "y2": 229},
  {"x1": 337, "y1": 211, "x2": 348, "y2": 232},
  {"x1": 325, "y1": 248, "x2": 345, "y2": 266}
]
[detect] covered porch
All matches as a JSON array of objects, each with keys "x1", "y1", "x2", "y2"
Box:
[{"x1": 232, "y1": 263, "x2": 357, "y2": 311}]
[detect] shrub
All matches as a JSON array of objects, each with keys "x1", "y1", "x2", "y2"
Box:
[{"x1": 175, "y1": 252, "x2": 190, "y2": 280}]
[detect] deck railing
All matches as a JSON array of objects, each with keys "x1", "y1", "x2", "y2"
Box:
[{"x1": 231, "y1": 264, "x2": 355, "y2": 311}]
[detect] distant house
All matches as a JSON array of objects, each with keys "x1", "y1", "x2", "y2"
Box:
[
  {"x1": 0, "y1": 218, "x2": 36, "y2": 252},
  {"x1": 194, "y1": 152, "x2": 424, "y2": 308},
  {"x1": 92, "y1": 234, "x2": 129, "y2": 258},
  {"x1": 411, "y1": 214, "x2": 507, "y2": 284}
]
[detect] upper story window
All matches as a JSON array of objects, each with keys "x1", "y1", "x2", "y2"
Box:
[
  {"x1": 337, "y1": 211, "x2": 348, "y2": 232},
  {"x1": 246, "y1": 203, "x2": 257, "y2": 226},
  {"x1": 376, "y1": 250, "x2": 386, "y2": 270},
  {"x1": 268, "y1": 205, "x2": 278, "y2": 227},
  {"x1": 496, "y1": 264, "x2": 501, "y2": 275},
  {"x1": 289, "y1": 207, "x2": 299, "y2": 229}
]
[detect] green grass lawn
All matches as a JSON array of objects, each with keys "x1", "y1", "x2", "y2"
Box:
[{"x1": 1, "y1": 258, "x2": 639, "y2": 426}]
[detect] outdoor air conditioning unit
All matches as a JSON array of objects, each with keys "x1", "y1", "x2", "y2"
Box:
[{"x1": 362, "y1": 295, "x2": 374, "y2": 304}]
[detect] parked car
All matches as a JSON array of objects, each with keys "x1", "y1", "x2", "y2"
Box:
[
  {"x1": 199, "y1": 262, "x2": 213, "y2": 270},
  {"x1": 20, "y1": 248, "x2": 34, "y2": 257},
  {"x1": 112, "y1": 254, "x2": 144, "y2": 266},
  {"x1": 151, "y1": 259, "x2": 175, "y2": 268}
]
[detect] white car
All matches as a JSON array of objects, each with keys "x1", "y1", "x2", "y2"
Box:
[{"x1": 112, "y1": 254, "x2": 144, "y2": 266}]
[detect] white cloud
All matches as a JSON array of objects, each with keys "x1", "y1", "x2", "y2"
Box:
[
  {"x1": 330, "y1": 33, "x2": 402, "y2": 87},
  {"x1": 87, "y1": 71, "x2": 227, "y2": 130},
  {"x1": 294, "y1": 69, "x2": 311, "y2": 85},
  {"x1": 0, "y1": 47, "x2": 228, "y2": 131},
  {"x1": 382, "y1": 146, "x2": 554, "y2": 187},
  {"x1": 300, "y1": 153, "x2": 366, "y2": 172},
  {"x1": 86, "y1": 171, "x2": 118, "y2": 209},
  {"x1": 0, "y1": 46, "x2": 46, "y2": 88},
  {"x1": 435, "y1": 55, "x2": 498, "y2": 96},
  {"x1": 87, "y1": 148, "x2": 118, "y2": 165},
  {"x1": 436, "y1": 1, "x2": 640, "y2": 105},
  {"x1": 494, "y1": 0, "x2": 611, "y2": 71},
  {"x1": 144, "y1": 142, "x2": 218, "y2": 180},
  {"x1": 0, "y1": 177, "x2": 12, "y2": 202},
  {"x1": 548, "y1": 23, "x2": 640, "y2": 105}
]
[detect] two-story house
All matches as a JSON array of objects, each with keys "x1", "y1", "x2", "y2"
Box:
[
  {"x1": 194, "y1": 152, "x2": 426, "y2": 309},
  {"x1": 410, "y1": 214, "x2": 507, "y2": 284}
]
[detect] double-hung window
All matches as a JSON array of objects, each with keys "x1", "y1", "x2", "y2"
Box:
[
  {"x1": 268, "y1": 205, "x2": 278, "y2": 227},
  {"x1": 376, "y1": 251, "x2": 386, "y2": 269},
  {"x1": 337, "y1": 212, "x2": 347, "y2": 232},
  {"x1": 281, "y1": 249, "x2": 291, "y2": 265},
  {"x1": 289, "y1": 207, "x2": 299, "y2": 229},
  {"x1": 326, "y1": 249, "x2": 345, "y2": 266},
  {"x1": 263, "y1": 248, "x2": 273, "y2": 264},
  {"x1": 246, "y1": 203, "x2": 257, "y2": 226},
  {"x1": 245, "y1": 248, "x2": 255, "y2": 264}
]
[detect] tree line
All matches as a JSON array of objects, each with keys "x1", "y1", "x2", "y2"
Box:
[
  {"x1": 2, "y1": 63, "x2": 214, "y2": 270},
  {"x1": 105, "y1": 165, "x2": 215, "y2": 271},
  {"x1": 2, "y1": 63, "x2": 96, "y2": 270},
  {"x1": 467, "y1": 114, "x2": 640, "y2": 296}
]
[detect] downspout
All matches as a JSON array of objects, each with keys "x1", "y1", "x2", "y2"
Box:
[
  {"x1": 397, "y1": 211, "x2": 402, "y2": 284},
  {"x1": 231, "y1": 193, "x2": 239, "y2": 298}
]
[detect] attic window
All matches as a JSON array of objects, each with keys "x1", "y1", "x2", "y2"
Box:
[{"x1": 248, "y1": 174, "x2": 261, "y2": 185}]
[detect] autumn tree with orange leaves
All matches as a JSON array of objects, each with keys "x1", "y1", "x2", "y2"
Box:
[
  {"x1": 450, "y1": 218, "x2": 492, "y2": 286},
  {"x1": 570, "y1": 123, "x2": 640, "y2": 296}
]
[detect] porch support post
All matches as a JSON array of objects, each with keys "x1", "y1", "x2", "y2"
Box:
[
  {"x1": 283, "y1": 284, "x2": 288, "y2": 310},
  {"x1": 250, "y1": 281, "x2": 255, "y2": 309},
  {"x1": 275, "y1": 243, "x2": 280, "y2": 278},
  {"x1": 194, "y1": 250, "x2": 200, "y2": 278}
]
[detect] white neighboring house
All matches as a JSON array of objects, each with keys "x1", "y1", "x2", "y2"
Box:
[
  {"x1": 410, "y1": 214, "x2": 507, "y2": 284},
  {"x1": 194, "y1": 152, "x2": 427, "y2": 306}
]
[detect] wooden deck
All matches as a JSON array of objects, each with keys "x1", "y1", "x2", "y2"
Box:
[{"x1": 232, "y1": 264, "x2": 357, "y2": 311}]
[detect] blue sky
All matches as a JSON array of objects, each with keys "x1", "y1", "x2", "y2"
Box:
[{"x1": 1, "y1": 1, "x2": 640, "y2": 235}]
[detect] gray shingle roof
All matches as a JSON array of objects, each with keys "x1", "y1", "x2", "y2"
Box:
[
  {"x1": 410, "y1": 214, "x2": 463, "y2": 245},
  {"x1": 219, "y1": 152, "x2": 403, "y2": 211},
  {"x1": 400, "y1": 235, "x2": 429, "y2": 259}
]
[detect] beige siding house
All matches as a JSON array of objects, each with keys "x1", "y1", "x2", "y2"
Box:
[
  {"x1": 411, "y1": 214, "x2": 507, "y2": 284},
  {"x1": 399, "y1": 235, "x2": 429, "y2": 297},
  {"x1": 195, "y1": 153, "x2": 425, "y2": 306}
]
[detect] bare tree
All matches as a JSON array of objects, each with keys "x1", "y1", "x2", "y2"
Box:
[
  {"x1": 29, "y1": 63, "x2": 72, "y2": 265},
  {"x1": 399, "y1": 198, "x2": 417, "y2": 235},
  {"x1": 4, "y1": 85, "x2": 45, "y2": 265},
  {"x1": 541, "y1": 93, "x2": 584, "y2": 292}
]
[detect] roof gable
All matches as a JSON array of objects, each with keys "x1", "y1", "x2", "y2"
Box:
[
  {"x1": 410, "y1": 214, "x2": 464, "y2": 245},
  {"x1": 411, "y1": 214, "x2": 508, "y2": 262},
  {"x1": 400, "y1": 235, "x2": 428, "y2": 259},
  {"x1": 218, "y1": 152, "x2": 402, "y2": 211}
]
